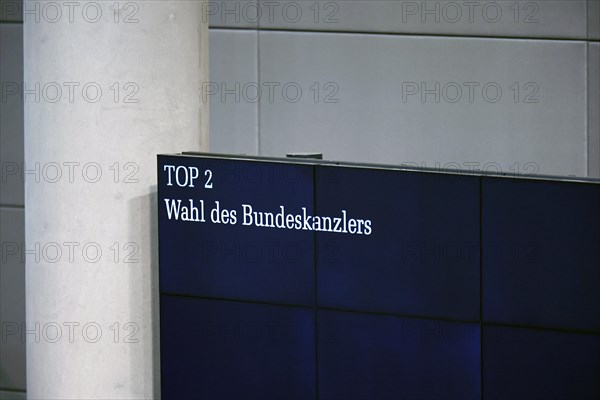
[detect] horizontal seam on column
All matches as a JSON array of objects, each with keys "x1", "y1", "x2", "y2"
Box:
[{"x1": 0, "y1": 204, "x2": 25, "y2": 210}]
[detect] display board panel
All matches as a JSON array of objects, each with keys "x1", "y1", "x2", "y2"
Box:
[
  {"x1": 316, "y1": 166, "x2": 480, "y2": 321},
  {"x1": 317, "y1": 310, "x2": 480, "y2": 400},
  {"x1": 160, "y1": 295, "x2": 315, "y2": 400},
  {"x1": 159, "y1": 155, "x2": 315, "y2": 306},
  {"x1": 482, "y1": 179, "x2": 600, "y2": 332},
  {"x1": 483, "y1": 326, "x2": 600, "y2": 398}
]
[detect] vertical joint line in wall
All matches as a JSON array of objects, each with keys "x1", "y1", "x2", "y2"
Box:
[
  {"x1": 256, "y1": 30, "x2": 261, "y2": 154},
  {"x1": 585, "y1": 42, "x2": 589, "y2": 177},
  {"x1": 585, "y1": 0, "x2": 588, "y2": 39},
  {"x1": 313, "y1": 166, "x2": 319, "y2": 399},
  {"x1": 479, "y1": 176, "x2": 484, "y2": 400}
]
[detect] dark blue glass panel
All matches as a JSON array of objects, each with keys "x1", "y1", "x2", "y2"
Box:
[
  {"x1": 316, "y1": 166, "x2": 480, "y2": 321},
  {"x1": 160, "y1": 295, "x2": 315, "y2": 400},
  {"x1": 158, "y1": 155, "x2": 315, "y2": 306},
  {"x1": 482, "y1": 178, "x2": 600, "y2": 332},
  {"x1": 484, "y1": 326, "x2": 600, "y2": 399},
  {"x1": 318, "y1": 310, "x2": 481, "y2": 400}
]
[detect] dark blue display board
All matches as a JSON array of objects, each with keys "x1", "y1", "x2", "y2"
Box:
[{"x1": 158, "y1": 153, "x2": 600, "y2": 399}]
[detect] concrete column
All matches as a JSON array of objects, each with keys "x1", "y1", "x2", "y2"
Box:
[{"x1": 24, "y1": 1, "x2": 208, "y2": 398}]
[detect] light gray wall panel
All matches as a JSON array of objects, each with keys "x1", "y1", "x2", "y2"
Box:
[
  {"x1": 259, "y1": 32, "x2": 587, "y2": 177},
  {"x1": 589, "y1": 43, "x2": 599, "y2": 178},
  {"x1": 589, "y1": 0, "x2": 600, "y2": 39},
  {"x1": 208, "y1": 0, "x2": 258, "y2": 28},
  {"x1": 0, "y1": 207, "x2": 26, "y2": 392},
  {"x1": 258, "y1": 0, "x2": 587, "y2": 39},
  {"x1": 0, "y1": 23, "x2": 24, "y2": 206},
  {"x1": 209, "y1": 29, "x2": 259, "y2": 155}
]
